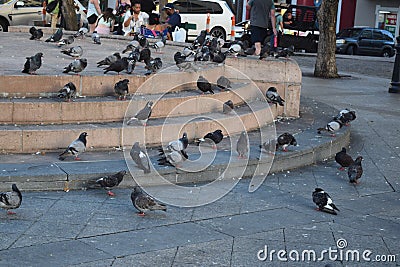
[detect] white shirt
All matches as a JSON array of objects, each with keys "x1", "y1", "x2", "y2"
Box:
[{"x1": 123, "y1": 10, "x2": 149, "y2": 36}]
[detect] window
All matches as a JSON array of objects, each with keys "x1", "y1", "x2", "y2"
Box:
[
  {"x1": 174, "y1": 1, "x2": 190, "y2": 13},
  {"x1": 20, "y1": 0, "x2": 42, "y2": 8},
  {"x1": 184, "y1": 0, "x2": 223, "y2": 14},
  {"x1": 373, "y1": 30, "x2": 384, "y2": 40},
  {"x1": 360, "y1": 29, "x2": 372, "y2": 39}
]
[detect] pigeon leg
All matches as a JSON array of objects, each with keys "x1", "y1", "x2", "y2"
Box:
[
  {"x1": 315, "y1": 208, "x2": 320, "y2": 211},
  {"x1": 338, "y1": 167, "x2": 345, "y2": 171},
  {"x1": 330, "y1": 134, "x2": 336, "y2": 137},
  {"x1": 212, "y1": 144, "x2": 217, "y2": 150},
  {"x1": 107, "y1": 191, "x2": 115, "y2": 197},
  {"x1": 7, "y1": 210, "x2": 16, "y2": 215},
  {"x1": 74, "y1": 157, "x2": 82, "y2": 161},
  {"x1": 137, "y1": 212, "x2": 145, "y2": 216},
  {"x1": 283, "y1": 148, "x2": 288, "y2": 152}
]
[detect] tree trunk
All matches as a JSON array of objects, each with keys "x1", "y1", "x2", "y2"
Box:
[
  {"x1": 314, "y1": 0, "x2": 339, "y2": 78},
  {"x1": 61, "y1": 0, "x2": 79, "y2": 31}
]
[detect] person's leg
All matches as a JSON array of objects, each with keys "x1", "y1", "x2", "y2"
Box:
[
  {"x1": 254, "y1": 42, "x2": 261, "y2": 56},
  {"x1": 51, "y1": 13, "x2": 57, "y2": 28},
  {"x1": 251, "y1": 26, "x2": 262, "y2": 56}
]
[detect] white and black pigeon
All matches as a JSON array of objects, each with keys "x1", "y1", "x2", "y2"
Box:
[
  {"x1": 131, "y1": 186, "x2": 167, "y2": 216},
  {"x1": 164, "y1": 132, "x2": 189, "y2": 152},
  {"x1": 45, "y1": 27, "x2": 63, "y2": 42},
  {"x1": 276, "y1": 132, "x2": 297, "y2": 152},
  {"x1": 198, "y1": 129, "x2": 223, "y2": 149},
  {"x1": 348, "y1": 156, "x2": 363, "y2": 184},
  {"x1": 150, "y1": 35, "x2": 167, "y2": 53},
  {"x1": 29, "y1": 26, "x2": 43, "y2": 40},
  {"x1": 92, "y1": 31, "x2": 101, "y2": 44},
  {"x1": 334, "y1": 109, "x2": 356, "y2": 126},
  {"x1": 317, "y1": 120, "x2": 343, "y2": 137},
  {"x1": 0, "y1": 184, "x2": 22, "y2": 215},
  {"x1": 86, "y1": 170, "x2": 127, "y2": 196},
  {"x1": 130, "y1": 142, "x2": 151, "y2": 174},
  {"x1": 158, "y1": 149, "x2": 188, "y2": 167},
  {"x1": 63, "y1": 58, "x2": 87, "y2": 75},
  {"x1": 58, "y1": 132, "x2": 88, "y2": 160},
  {"x1": 114, "y1": 79, "x2": 129, "y2": 100},
  {"x1": 97, "y1": 52, "x2": 121, "y2": 67},
  {"x1": 197, "y1": 76, "x2": 214, "y2": 94},
  {"x1": 275, "y1": 45, "x2": 295, "y2": 58},
  {"x1": 266, "y1": 87, "x2": 285, "y2": 106},
  {"x1": 61, "y1": 46, "x2": 83, "y2": 58},
  {"x1": 57, "y1": 36, "x2": 74, "y2": 47},
  {"x1": 335, "y1": 147, "x2": 354, "y2": 171},
  {"x1": 22, "y1": 52, "x2": 43, "y2": 75},
  {"x1": 312, "y1": 188, "x2": 339, "y2": 215},
  {"x1": 217, "y1": 76, "x2": 232, "y2": 91},
  {"x1": 73, "y1": 27, "x2": 88, "y2": 38},
  {"x1": 127, "y1": 101, "x2": 153, "y2": 126},
  {"x1": 227, "y1": 43, "x2": 242, "y2": 56},
  {"x1": 223, "y1": 100, "x2": 234, "y2": 114},
  {"x1": 58, "y1": 82, "x2": 77, "y2": 102},
  {"x1": 237, "y1": 131, "x2": 248, "y2": 158}
]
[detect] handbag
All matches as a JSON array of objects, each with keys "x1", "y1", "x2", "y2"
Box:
[
  {"x1": 172, "y1": 27, "x2": 186, "y2": 42},
  {"x1": 46, "y1": 0, "x2": 59, "y2": 13}
]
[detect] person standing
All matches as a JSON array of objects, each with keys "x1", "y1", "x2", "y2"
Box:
[
  {"x1": 95, "y1": 8, "x2": 115, "y2": 34},
  {"x1": 123, "y1": 1, "x2": 149, "y2": 36},
  {"x1": 247, "y1": 0, "x2": 276, "y2": 56},
  {"x1": 46, "y1": 0, "x2": 60, "y2": 29},
  {"x1": 87, "y1": 0, "x2": 102, "y2": 32},
  {"x1": 139, "y1": 0, "x2": 155, "y2": 14},
  {"x1": 270, "y1": 7, "x2": 283, "y2": 54}
]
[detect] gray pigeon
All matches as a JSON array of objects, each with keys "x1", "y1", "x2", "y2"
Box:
[
  {"x1": 22, "y1": 52, "x2": 43, "y2": 75},
  {"x1": 63, "y1": 58, "x2": 87, "y2": 75},
  {"x1": 275, "y1": 45, "x2": 294, "y2": 58},
  {"x1": 29, "y1": 26, "x2": 43, "y2": 40},
  {"x1": 114, "y1": 79, "x2": 129, "y2": 100},
  {"x1": 259, "y1": 139, "x2": 277, "y2": 154},
  {"x1": 130, "y1": 142, "x2": 151, "y2": 174},
  {"x1": 266, "y1": 87, "x2": 285, "y2": 106},
  {"x1": 103, "y1": 57, "x2": 129, "y2": 74},
  {"x1": 158, "y1": 150, "x2": 188, "y2": 167},
  {"x1": 223, "y1": 100, "x2": 234, "y2": 114},
  {"x1": 97, "y1": 52, "x2": 121, "y2": 67},
  {"x1": 217, "y1": 76, "x2": 232, "y2": 91},
  {"x1": 86, "y1": 170, "x2": 126, "y2": 196},
  {"x1": 57, "y1": 36, "x2": 74, "y2": 47},
  {"x1": 236, "y1": 131, "x2": 248, "y2": 158},
  {"x1": 92, "y1": 31, "x2": 101, "y2": 44},
  {"x1": 150, "y1": 35, "x2": 167, "y2": 52},
  {"x1": 61, "y1": 46, "x2": 83, "y2": 58},
  {"x1": 0, "y1": 184, "x2": 22, "y2": 215},
  {"x1": 312, "y1": 188, "x2": 339, "y2": 215},
  {"x1": 127, "y1": 59, "x2": 136, "y2": 74},
  {"x1": 348, "y1": 156, "x2": 363, "y2": 184},
  {"x1": 145, "y1": 57, "x2": 162, "y2": 75},
  {"x1": 131, "y1": 186, "x2": 167, "y2": 216},
  {"x1": 197, "y1": 75, "x2": 214, "y2": 94},
  {"x1": 73, "y1": 27, "x2": 88, "y2": 38},
  {"x1": 45, "y1": 27, "x2": 63, "y2": 42},
  {"x1": 58, "y1": 132, "x2": 88, "y2": 160},
  {"x1": 165, "y1": 132, "x2": 189, "y2": 152},
  {"x1": 127, "y1": 101, "x2": 153, "y2": 126},
  {"x1": 318, "y1": 120, "x2": 343, "y2": 137},
  {"x1": 276, "y1": 132, "x2": 297, "y2": 152},
  {"x1": 58, "y1": 82, "x2": 77, "y2": 102}
]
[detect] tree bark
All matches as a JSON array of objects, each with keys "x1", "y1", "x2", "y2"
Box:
[
  {"x1": 61, "y1": 0, "x2": 79, "y2": 31},
  {"x1": 314, "y1": 0, "x2": 339, "y2": 78}
]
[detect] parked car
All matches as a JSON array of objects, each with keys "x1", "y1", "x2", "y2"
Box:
[
  {"x1": 173, "y1": 0, "x2": 237, "y2": 41},
  {"x1": 336, "y1": 27, "x2": 395, "y2": 57},
  {"x1": 0, "y1": 0, "x2": 87, "y2": 32}
]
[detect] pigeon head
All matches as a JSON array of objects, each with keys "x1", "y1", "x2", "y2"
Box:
[
  {"x1": 340, "y1": 147, "x2": 346, "y2": 153},
  {"x1": 133, "y1": 142, "x2": 140, "y2": 148},
  {"x1": 355, "y1": 156, "x2": 363, "y2": 163},
  {"x1": 182, "y1": 132, "x2": 187, "y2": 139},
  {"x1": 215, "y1": 130, "x2": 222, "y2": 135},
  {"x1": 118, "y1": 170, "x2": 127, "y2": 176},
  {"x1": 314, "y1": 188, "x2": 324, "y2": 193},
  {"x1": 36, "y1": 52, "x2": 44, "y2": 58},
  {"x1": 79, "y1": 132, "x2": 88, "y2": 141},
  {"x1": 12, "y1": 184, "x2": 19, "y2": 192},
  {"x1": 122, "y1": 79, "x2": 129, "y2": 84},
  {"x1": 147, "y1": 101, "x2": 153, "y2": 107},
  {"x1": 267, "y1": 87, "x2": 277, "y2": 93}
]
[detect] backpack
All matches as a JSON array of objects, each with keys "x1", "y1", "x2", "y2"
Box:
[{"x1": 46, "y1": 0, "x2": 59, "y2": 13}]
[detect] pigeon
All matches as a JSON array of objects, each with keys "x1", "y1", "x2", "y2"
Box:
[
  {"x1": 86, "y1": 170, "x2": 126, "y2": 196},
  {"x1": 139, "y1": 48, "x2": 151, "y2": 65},
  {"x1": 139, "y1": 35, "x2": 149, "y2": 48},
  {"x1": 127, "y1": 59, "x2": 136, "y2": 74},
  {"x1": 58, "y1": 82, "x2": 77, "y2": 102},
  {"x1": 114, "y1": 79, "x2": 129, "y2": 100},
  {"x1": 259, "y1": 139, "x2": 277, "y2": 154},
  {"x1": 29, "y1": 26, "x2": 43, "y2": 40},
  {"x1": 191, "y1": 30, "x2": 207, "y2": 49},
  {"x1": 174, "y1": 51, "x2": 196, "y2": 72},
  {"x1": 312, "y1": 188, "x2": 339, "y2": 215},
  {"x1": 198, "y1": 129, "x2": 223, "y2": 149},
  {"x1": 317, "y1": 120, "x2": 343, "y2": 137},
  {"x1": 150, "y1": 35, "x2": 167, "y2": 52},
  {"x1": 57, "y1": 36, "x2": 74, "y2": 47},
  {"x1": 217, "y1": 76, "x2": 232, "y2": 91},
  {"x1": 130, "y1": 142, "x2": 151, "y2": 174},
  {"x1": 348, "y1": 156, "x2": 363, "y2": 184},
  {"x1": 127, "y1": 47, "x2": 140, "y2": 62},
  {"x1": 276, "y1": 132, "x2": 297, "y2": 152},
  {"x1": 335, "y1": 147, "x2": 354, "y2": 171},
  {"x1": 164, "y1": 132, "x2": 189, "y2": 152},
  {"x1": 58, "y1": 132, "x2": 88, "y2": 160},
  {"x1": 92, "y1": 31, "x2": 101, "y2": 44},
  {"x1": 158, "y1": 149, "x2": 188, "y2": 167},
  {"x1": 122, "y1": 42, "x2": 139, "y2": 54},
  {"x1": 266, "y1": 87, "x2": 285, "y2": 106},
  {"x1": 22, "y1": 52, "x2": 43, "y2": 75},
  {"x1": 45, "y1": 27, "x2": 63, "y2": 42},
  {"x1": 63, "y1": 58, "x2": 87, "y2": 75},
  {"x1": 145, "y1": 57, "x2": 162, "y2": 75},
  {"x1": 197, "y1": 76, "x2": 214, "y2": 94},
  {"x1": 275, "y1": 45, "x2": 295, "y2": 58},
  {"x1": 0, "y1": 184, "x2": 22, "y2": 215},
  {"x1": 103, "y1": 57, "x2": 129, "y2": 74},
  {"x1": 236, "y1": 131, "x2": 248, "y2": 158},
  {"x1": 127, "y1": 101, "x2": 153, "y2": 126},
  {"x1": 61, "y1": 46, "x2": 83, "y2": 58},
  {"x1": 227, "y1": 43, "x2": 242, "y2": 56},
  {"x1": 131, "y1": 186, "x2": 167, "y2": 216},
  {"x1": 334, "y1": 109, "x2": 356, "y2": 126},
  {"x1": 223, "y1": 100, "x2": 234, "y2": 114},
  {"x1": 97, "y1": 52, "x2": 121, "y2": 67},
  {"x1": 73, "y1": 27, "x2": 88, "y2": 38},
  {"x1": 212, "y1": 51, "x2": 228, "y2": 63}
]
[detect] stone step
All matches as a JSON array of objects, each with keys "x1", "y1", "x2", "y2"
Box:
[{"x1": 0, "y1": 99, "x2": 275, "y2": 153}]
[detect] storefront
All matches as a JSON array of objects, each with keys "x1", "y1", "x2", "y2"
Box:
[{"x1": 375, "y1": 5, "x2": 399, "y2": 36}]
